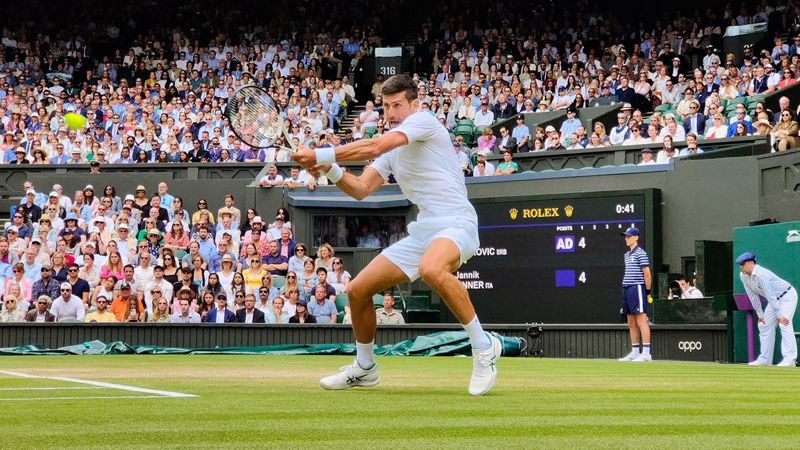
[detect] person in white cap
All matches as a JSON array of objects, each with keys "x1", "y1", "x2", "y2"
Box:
[
  {"x1": 67, "y1": 147, "x2": 84, "y2": 164},
  {"x1": 50, "y1": 282, "x2": 86, "y2": 321},
  {"x1": 737, "y1": 252, "x2": 797, "y2": 367},
  {"x1": 472, "y1": 150, "x2": 495, "y2": 177}
]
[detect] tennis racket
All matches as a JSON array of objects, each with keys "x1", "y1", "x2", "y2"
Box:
[{"x1": 225, "y1": 85, "x2": 295, "y2": 152}]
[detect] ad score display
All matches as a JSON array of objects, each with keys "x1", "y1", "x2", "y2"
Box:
[{"x1": 460, "y1": 194, "x2": 649, "y2": 323}]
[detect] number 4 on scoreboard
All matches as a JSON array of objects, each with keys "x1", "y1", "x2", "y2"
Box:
[
  {"x1": 578, "y1": 272, "x2": 587, "y2": 283},
  {"x1": 578, "y1": 237, "x2": 586, "y2": 248}
]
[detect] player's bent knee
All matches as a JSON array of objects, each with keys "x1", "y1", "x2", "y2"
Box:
[{"x1": 346, "y1": 281, "x2": 372, "y2": 306}]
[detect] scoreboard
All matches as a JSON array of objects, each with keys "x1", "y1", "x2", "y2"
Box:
[{"x1": 460, "y1": 190, "x2": 661, "y2": 323}]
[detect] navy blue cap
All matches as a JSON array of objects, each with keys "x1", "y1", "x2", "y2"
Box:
[
  {"x1": 735, "y1": 252, "x2": 756, "y2": 265},
  {"x1": 621, "y1": 227, "x2": 640, "y2": 237}
]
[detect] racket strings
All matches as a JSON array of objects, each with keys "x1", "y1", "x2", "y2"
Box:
[{"x1": 229, "y1": 86, "x2": 283, "y2": 148}]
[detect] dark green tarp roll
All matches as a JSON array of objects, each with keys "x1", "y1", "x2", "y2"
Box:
[{"x1": 0, "y1": 331, "x2": 527, "y2": 357}]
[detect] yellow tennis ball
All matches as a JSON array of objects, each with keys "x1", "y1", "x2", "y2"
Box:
[{"x1": 64, "y1": 112, "x2": 87, "y2": 130}]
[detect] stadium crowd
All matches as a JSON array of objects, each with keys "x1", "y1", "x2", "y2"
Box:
[
  {"x1": 2, "y1": 0, "x2": 800, "y2": 324},
  {"x1": 0, "y1": 0, "x2": 798, "y2": 175},
  {"x1": 0, "y1": 180, "x2": 375, "y2": 324}
]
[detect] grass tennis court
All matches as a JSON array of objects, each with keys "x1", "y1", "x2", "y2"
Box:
[{"x1": 1, "y1": 355, "x2": 799, "y2": 448}]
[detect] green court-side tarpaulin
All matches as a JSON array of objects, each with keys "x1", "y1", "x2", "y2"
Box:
[{"x1": 0, "y1": 331, "x2": 526, "y2": 357}]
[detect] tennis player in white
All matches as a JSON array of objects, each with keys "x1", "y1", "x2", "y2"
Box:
[{"x1": 293, "y1": 74, "x2": 501, "y2": 395}]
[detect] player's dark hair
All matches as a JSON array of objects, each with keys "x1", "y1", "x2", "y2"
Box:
[
  {"x1": 381, "y1": 74, "x2": 417, "y2": 102},
  {"x1": 675, "y1": 275, "x2": 687, "y2": 282}
]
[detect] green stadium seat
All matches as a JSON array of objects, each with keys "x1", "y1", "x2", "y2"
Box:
[
  {"x1": 272, "y1": 276, "x2": 286, "y2": 289},
  {"x1": 730, "y1": 96, "x2": 747, "y2": 108},
  {"x1": 334, "y1": 293, "x2": 349, "y2": 313},
  {"x1": 364, "y1": 127, "x2": 377, "y2": 138},
  {"x1": 746, "y1": 95, "x2": 763, "y2": 106},
  {"x1": 372, "y1": 293, "x2": 384, "y2": 309},
  {"x1": 457, "y1": 118, "x2": 475, "y2": 129},
  {"x1": 655, "y1": 104, "x2": 673, "y2": 113},
  {"x1": 719, "y1": 98, "x2": 729, "y2": 110}
]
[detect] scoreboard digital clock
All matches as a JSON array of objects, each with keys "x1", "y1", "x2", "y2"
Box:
[{"x1": 460, "y1": 189, "x2": 661, "y2": 323}]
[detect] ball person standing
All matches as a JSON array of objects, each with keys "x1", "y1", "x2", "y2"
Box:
[
  {"x1": 737, "y1": 252, "x2": 797, "y2": 367},
  {"x1": 292, "y1": 74, "x2": 501, "y2": 395},
  {"x1": 618, "y1": 227, "x2": 653, "y2": 362}
]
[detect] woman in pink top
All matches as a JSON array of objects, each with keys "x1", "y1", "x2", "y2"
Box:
[
  {"x1": 163, "y1": 221, "x2": 190, "y2": 252},
  {"x1": 100, "y1": 251, "x2": 124, "y2": 280},
  {"x1": 476, "y1": 128, "x2": 496, "y2": 152}
]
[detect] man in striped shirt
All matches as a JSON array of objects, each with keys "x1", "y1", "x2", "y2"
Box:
[
  {"x1": 737, "y1": 252, "x2": 797, "y2": 367},
  {"x1": 618, "y1": 227, "x2": 653, "y2": 362}
]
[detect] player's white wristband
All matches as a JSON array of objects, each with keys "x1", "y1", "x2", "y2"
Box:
[
  {"x1": 315, "y1": 147, "x2": 336, "y2": 165},
  {"x1": 323, "y1": 164, "x2": 344, "y2": 183}
]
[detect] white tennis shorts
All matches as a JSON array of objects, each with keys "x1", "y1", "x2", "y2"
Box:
[{"x1": 380, "y1": 216, "x2": 480, "y2": 282}]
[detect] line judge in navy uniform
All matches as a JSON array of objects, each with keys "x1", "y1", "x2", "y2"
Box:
[
  {"x1": 737, "y1": 252, "x2": 797, "y2": 367},
  {"x1": 618, "y1": 227, "x2": 653, "y2": 362}
]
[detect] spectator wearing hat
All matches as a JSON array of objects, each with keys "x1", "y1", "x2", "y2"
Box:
[
  {"x1": 203, "y1": 293, "x2": 236, "y2": 323},
  {"x1": 473, "y1": 150, "x2": 496, "y2": 177},
  {"x1": 11, "y1": 144, "x2": 33, "y2": 164},
  {"x1": 7, "y1": 210, "x2": 32, "y2": 241},
  {"x1": 737, "y1": 252, "x2": 797, "y2": 367},
  {"x1": 473, "y1": 100, "x2": 494, "y2": 128},
  {"x1": 67, "y1": 147, "x2": 84, "y2": 164},
  {"x1": 265, "y1": 214, "x2": 287, "y2": 242},
  {"x1": 608, "y1": 113, "x2": 631, "y2": 146},
  {"x1": 31, "y1": 261, "x2": 60, "y2": 298},
  {"x1": 26, "y1": 295, "x2": 55, "y2": 322},
  {"x1": 637, "y1": 149, "x2": 656, "y2": 165},
  {"x1": 110, "y1": 281, "x2": 142, "y2": 321},
  {"x1": 0, "y1": 295, "x2": 25, "y2": 323},
  {"x1": 593, "y1": 84, "x2": 618, "y2": 106},
  {"x1": 208, "y1": 241, "x2": 236, "y2": 274},
  {"x1": 289, "y1": 299, "x2": 316, "y2": 323},
  {"x1": 553, "y1": 85, "x2": 574, "y2": 110}
]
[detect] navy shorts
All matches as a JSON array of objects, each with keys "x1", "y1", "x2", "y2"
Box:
[{"x1": 622, "y1": 284, "x2": 647, "y2": 315}]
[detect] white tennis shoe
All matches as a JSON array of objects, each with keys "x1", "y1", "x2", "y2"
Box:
[
  {"x1": 631, "y1": 353, "x2": 652, "y2": 362},
  {"x1": 469, "y1": 332, "x2": 502, "y2": 396},
  {"x1": 320, "y1": 360, "x2": 380, "y2": 390},
  {"x1": 777, "y1": 359, "x2": 796, "y2": 367},
  {"x1": 618, "y1": 352, "x2": 638, "y2": 361},
  {"x1": 748, "y1": 359, "x2": 770, "y2": 366}
]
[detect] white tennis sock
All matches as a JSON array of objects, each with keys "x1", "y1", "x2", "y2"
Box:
[
  {"x1": 464, "y1": 316, "x2": 491, "y2": 349},
  {"x1": 356, "y1": 341, "x2": 375, "y2": 369},
  {"x1": 642, "y1": 343, "x2": 651, "y2": 355},
  {"x1": 631, "y1": 345, "x2": 641, "y2": 356}
]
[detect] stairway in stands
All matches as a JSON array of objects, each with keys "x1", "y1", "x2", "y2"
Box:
[{"x1": 335, "y1": 35, "x2": 419, "y2": 138}]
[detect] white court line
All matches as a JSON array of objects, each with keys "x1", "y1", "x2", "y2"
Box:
[
  {"x1": 0, "y1": 387, "x2": 104, "y2": 391},
  {"x1": 0, "y1": 395, "x2": 171, "y2": 401},
  {"x1": 0, "y1": 370, "x2": 197, "y2": 398}
]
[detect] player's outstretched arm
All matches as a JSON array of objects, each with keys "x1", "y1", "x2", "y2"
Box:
[
  {"x1": 327, "y1": 166, "x2": 385, "y2": 201},
  {"x1": 292, "y1": 131, "x2": 408, "y2": 168}
]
